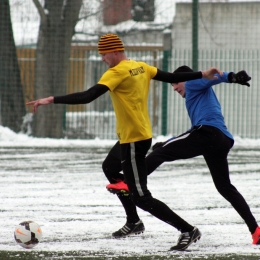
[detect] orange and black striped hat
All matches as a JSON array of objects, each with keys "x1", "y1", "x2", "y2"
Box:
[{"x1": 98, "y1": 34, "x2": 125, "y2": 54}]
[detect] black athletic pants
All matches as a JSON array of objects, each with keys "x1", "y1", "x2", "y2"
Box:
[
  {"x1": 146, "y1": 125, "x2": 258, "y2": 234},
  {"x1": 102, "y1": 126, "x2": 258, "y2": 234},
  {"x1": 102, "y1": 138, "x2": 194, "y2": 233}
]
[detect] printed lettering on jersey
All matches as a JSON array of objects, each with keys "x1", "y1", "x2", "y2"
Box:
[{"x1": 129, "y1": 66, "x2": 145, "y2": 76}]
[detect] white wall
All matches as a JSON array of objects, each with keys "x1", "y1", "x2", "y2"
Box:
[{"x1": 172, "y1": 2, "x2": 260, "y2": 49}]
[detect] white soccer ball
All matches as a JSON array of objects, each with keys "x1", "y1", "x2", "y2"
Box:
[{"x1": 14, "y1": 220, "x2": 42, "y2": 249}]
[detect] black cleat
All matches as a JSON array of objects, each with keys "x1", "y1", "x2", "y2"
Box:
[
  {"x1": 112, "y1": 220, "x2": 145, "y2": 238},
  {"x1": 170, "y1": 227, "x2": 201, "y2": 251}
]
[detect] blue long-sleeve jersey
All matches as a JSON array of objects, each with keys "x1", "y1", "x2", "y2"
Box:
[{"x1": 185, "y1": 72, "x2": 233, "y2": 140}]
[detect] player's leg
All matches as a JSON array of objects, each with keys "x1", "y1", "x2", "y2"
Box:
[
  {"x1": 121, "y1": 139, "x2": 201, "y2": 251},
  {"x1": 146, "y1": 127, "x2": 205, "y2": 175},
  {"x1": 102, "y1": 141, "x2": 123, "y2": 183},
  {"x1": 203, "y1": 130, "x2": 259, "y2": 242},
  {"x1": 102, "y1": 141, "x2": 142, "y2": 236},
  {"x1": 104, "y1": 141, "x2": 129, "y2": 194}
]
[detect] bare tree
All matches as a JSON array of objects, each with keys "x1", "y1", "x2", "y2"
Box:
[
  {"x1": 0, "y1": 0, "x2": 26, "y2": 133},
  {"x1": 32, "y1": 0, "x2": 82, "y2": 138}
]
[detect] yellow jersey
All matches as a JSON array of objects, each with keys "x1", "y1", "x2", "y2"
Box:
[{"x1": 98, "y1": 59, "x2": 157, "y2": 144}]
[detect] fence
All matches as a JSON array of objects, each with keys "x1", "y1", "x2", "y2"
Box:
[
  {"x1": 3, "y1": 0, "x2": 260, "y2": 139},
  {"x1": 169, "y1": 49, "x2": 260, "y2": 139},
  {"x1": 17, "y1": 46, "x2": 164, "y2": 139},
  {"x1": 17, "y1": 47, "x2": 260, "y2": 139}
]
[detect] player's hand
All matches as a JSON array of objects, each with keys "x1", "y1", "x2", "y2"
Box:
[
  {"x1": 26, "y1": 96, "x2": 54, "y2": 113},
  {"x1": 202, "y1": 67, "x2": 223, "y2": 80},
  {"x1": 231, "y1": 70, "x2": 251, "y2": 87}
]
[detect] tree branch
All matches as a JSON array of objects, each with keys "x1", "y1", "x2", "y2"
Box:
[{"x1": 32, "y1": 0, "x2": 47, "y2": 25}]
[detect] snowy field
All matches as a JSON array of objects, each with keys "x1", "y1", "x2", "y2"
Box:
[{"x1": 0, "y1": 126, "x2": 260, "y2": 259}]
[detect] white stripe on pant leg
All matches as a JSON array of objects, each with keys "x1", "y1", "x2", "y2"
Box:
[
  {"x1": 162, "y1": 133, "x2": 190, "y2": 147},
  {"x1": 130, "y1": 143, "x2": 144, "y2": 196}
]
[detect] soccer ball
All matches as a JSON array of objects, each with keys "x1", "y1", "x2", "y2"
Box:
[{"x1": 14, "y1": 221, "x2": 42, "y2": 249}]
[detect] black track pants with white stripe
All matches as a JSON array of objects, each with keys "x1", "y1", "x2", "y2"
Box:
[
  {"x1": 120, "y1": 139, "x2": 194, "y2": 232},
  {"x1": 146, "y1": 125, "x2": 258, "y2": 234}
]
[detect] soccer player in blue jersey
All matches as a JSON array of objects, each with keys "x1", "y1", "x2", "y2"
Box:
[{"x1": 106, "y1": 65, "x2": 260, "y2": 248}]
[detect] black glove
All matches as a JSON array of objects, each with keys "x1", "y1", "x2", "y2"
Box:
[{"x1": 230, "y1": 70, "x2": 251, "y2": 87}]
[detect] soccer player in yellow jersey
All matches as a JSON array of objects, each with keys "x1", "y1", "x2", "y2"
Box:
[{"x1": 27, "y1": 34, "x2": 223, "y2": 251}]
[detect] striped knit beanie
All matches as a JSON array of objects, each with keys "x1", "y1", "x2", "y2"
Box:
[{"x1": 98, "y1": 34, "x2": 125, "y2": 54}]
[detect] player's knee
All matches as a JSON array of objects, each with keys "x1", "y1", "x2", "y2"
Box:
[
  {"x1": 215, "y1": 184, "x2": 234, "y2": 200},
  {"x1": 101, "y1": 160, "x2": 107, "y2": 174},
  {"x1": 102, "y1": 161, "x2": 124, "y2": 183},
  {"x1": 102, "y1": 161, "x2": 113, "y2": 181},
  {"x1": 132, "y1": 194, "x2": 153, "y2": 211}
]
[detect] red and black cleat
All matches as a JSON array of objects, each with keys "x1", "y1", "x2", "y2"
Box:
[
  {"x1": 106, "y1": 181, "x2": 129, "y2": 196},
  {"x1": 252, "y1": 226, "x2": 260, "y2": 245}
]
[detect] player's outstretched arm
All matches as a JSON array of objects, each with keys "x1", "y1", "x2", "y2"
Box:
[
  {"x1": 201, "y1": 67, "x2": 223, "y2": 80},
  {"x1": 26, "y1": 84, "x2": 109, "y2": 114},
  {"x1": 26, "y1": 96, "x2": 54, "y2": 113}
]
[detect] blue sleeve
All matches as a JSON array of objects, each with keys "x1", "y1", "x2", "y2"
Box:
[{"x1": 187, "y1": 72, "x2": 230, "y2": 91}]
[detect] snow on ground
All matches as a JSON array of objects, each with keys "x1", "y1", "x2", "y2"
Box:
[
  {"x1": 0, "y1": 126, "x2": 260, "y2": 257},
  {"x1": 1, "y1": 125, "x2": 260, "y2": 148}
]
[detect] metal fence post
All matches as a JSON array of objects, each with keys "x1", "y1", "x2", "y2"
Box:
[
  {"x1": 192, "y1": 0, "x2": 198, "y2": 71},
  {"x1": 161, "y1": 30, "x2": 172, "y2": 136}
]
